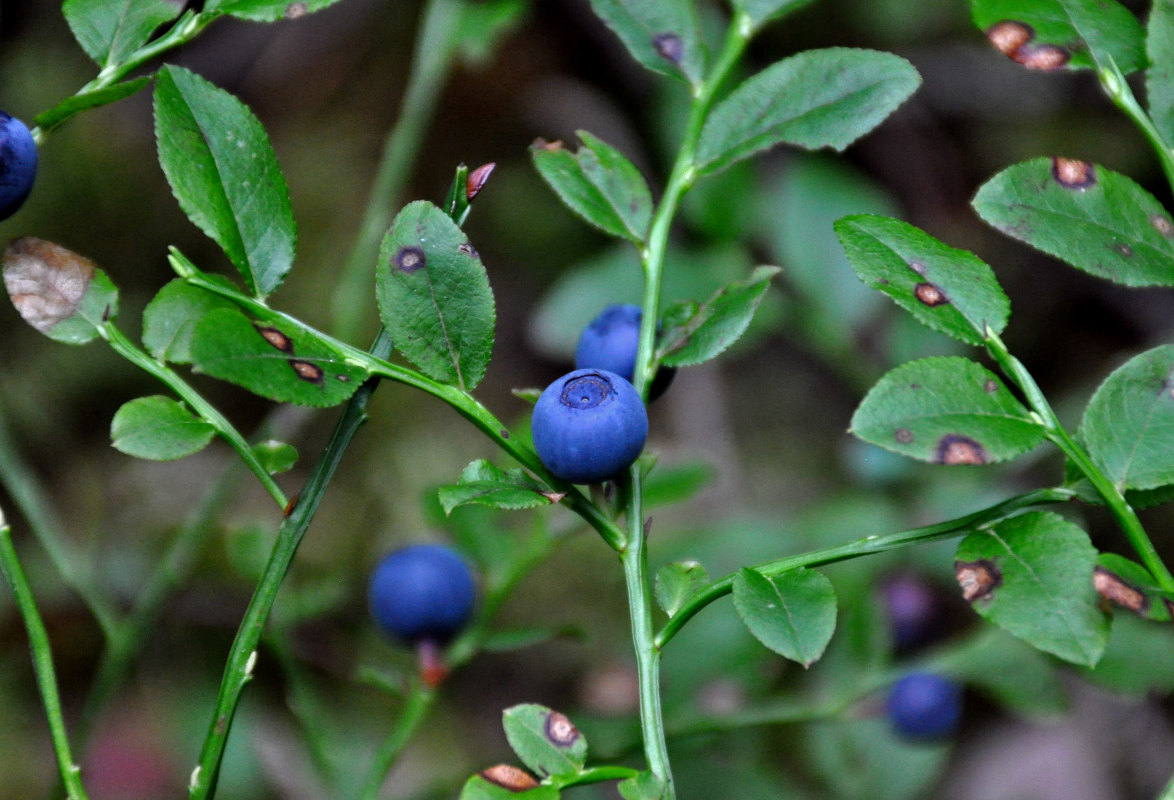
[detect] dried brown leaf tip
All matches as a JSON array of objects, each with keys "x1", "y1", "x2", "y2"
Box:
[
  {"x1": 1052, "y1": 157, "x2": 1096, "y2": 189},
  {"x1": 3, "y1": 237, "x2": 97, "y2": 333},
  {"x1": 480, "y1": 764, "x2": 539, "y2": 792},
  {"x1": 1093, "y1": 567, "x2": 1149, "y2": 615},
  {"x1": 956, "y1": 559, "x2": 1001, "y2": 602}
]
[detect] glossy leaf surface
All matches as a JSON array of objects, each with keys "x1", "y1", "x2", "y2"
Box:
[{"x1": 438, "y1": 460, "x2": 556, "y2": 515}]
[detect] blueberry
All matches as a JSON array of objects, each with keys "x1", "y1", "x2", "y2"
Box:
[
  {"x1": 0, "y1": 111, "x2": 37, "y2": 221},
  {"x1": 368, "y1": 544, "x2": 476, "y2": 646},
  {"x1": 885, "y1": 672, "x2": 962, "y2": 741},
  {"x1": 879, "y1": 573, "x2": 949, "y2": 653},
  {"x1": 531, "y1": 368, "x2": 648, "y2": 484},
  {"x1": 575, "y1": 304, "x2": 675, "y2": 399}
]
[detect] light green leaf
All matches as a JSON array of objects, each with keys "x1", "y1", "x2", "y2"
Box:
[
  {"x1": 251, "y1": 439, "x2": 298, "y2": 474},
  {"x1": 142, "y1": 279, "x2": 237, "y2": 363},
  {"x1": 587, "y1": 0, "x2": 705, "y2": 86},
  {"x1": 971, "y1": 0, "x2": 1145, "y2": 73},
  {"x1": 1082, "y1": 612, "x2": 1174, "y2": 693},
  {"x1": 654, "y1": 560, "x2": 709, "y2": 617},
  {"x1": 110, "y1": 396, "x2": 215, "y2": 460},
  {"x1": 1148, "y1": 0, "x2": 1174, "y2": 144},
  {"x1": 733, "y1": 567, "x2": 837, "y2": 667},
  {"x1": 851, "y1": 357, "x2": 1045, "y2": 465},
  {"x1": 618, "y1": 771, "x2": 667, "y2": 800},
  {"x1": 376, "y1": 200, "x2": 495, "y2": 391},
  {"x1": 955, "y1": 511, "x2": 1109, "y2": 666},
  {"x1": 835, "y1": 214, "x2": 1010, "y2": 346},
  {"x1": 63, "y1": 0, "x2": 180, "y2": 67},
  {"x1": 203, "y1": 0, "x2": 346, "y2": 22},
  {"x1": 658, "y1": 266, "x2": 780, "y2": 367},
  {"x1": 438, "y1": 460, "x2": 557, "y2": 514},
  {"x1": 732, "y1": 0, "x2": 814, "y2": 31},
  {"x1": 695, "y1": 48, "x2": 920, "y2": 176},
  {"x1": 154, "y1": 65, "x2": 297, "y2": 297},
  {"x1": 502, "y1": 704, "x2": 588, "y2": 778},
  {"x1": 2, "y1": 237, "x2": 119, "y2": 345},
  {"x1": 34, "y1": 77, "x2": 152, "y2": 133}
]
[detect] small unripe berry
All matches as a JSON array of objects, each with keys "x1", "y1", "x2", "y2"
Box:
[
  {"x1": 885, "y1": 672, "x2": 962, "y2": 741},
  {"x1": 0, "y1": 111, "x2": 37, "y2": 221},
  {"x1": 531, "y1": 368, "x2": 648, "y2": 484},
  {"x1": 368, "y1": 544, "x2": 475, "y2": 646},
  {"x1": 575, "y1": 304, "x2": 675, "y2": 399}
]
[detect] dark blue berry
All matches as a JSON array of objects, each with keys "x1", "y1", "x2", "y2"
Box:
[
  {"x1": 531, "y1": 368, "x2": 648, "y2": 484},
  {"x1": 880, "y1": 573, "x2": 949, "y2": 653},
  {"x1": 575, "y1": 304, "x2": 675, "y2": 399},
  {"x1": 368, "y1": 544, "x2": 476, "y2": 646},
  {"x1": 0, "y1": 111, "x2": 37, "y2": 221},
  {"x1": 885, "y1": 672, "x2": 962, "y2": 741}
]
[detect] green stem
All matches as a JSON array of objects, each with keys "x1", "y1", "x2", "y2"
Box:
[
  {"x1": 1096, "y1": 59, "x2": 1174, "y2": 196},
  {"x1": 188, "y1": 331, "x2": 394, "y2": 800},
  {"x1": 102, "y1": 323, "x2": 288, "y2": 510},
  {"x1": 984, "y1": 330, "x2": 1174, "y2": 591},
  {"x1": 355, "y1": 682, "x2": 436, "y2": 800},
  {"x1": 549, "y1": 765, "x2": 641, "y2": 790},
  {"x1": 0, "y1": 508, "x2": 90, "y2": 800},
  {"x1": 656, "y1": 487, "x2": 1074, "y2": 649}
]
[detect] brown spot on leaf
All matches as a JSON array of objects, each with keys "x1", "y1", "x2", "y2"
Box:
[
  {"x1": 914, "y1": 282, "x2": 949, "y2": 307},
  {"x1": 531, "y1": 137, "x2": 564, "y2": 152},
  {"x1": 395, "y1": 246, "x2": 426, "y2": 273},
  {"x1": 466, "y1": 162, "x2": 495, "y2": 202},
  {"x1": 983, "y1": 379, "x2": 999, "y2": 393},
  {"x1": 907, "y1": 260, "x2": 928, "y2": 277},
  {"x1": 1151, "y1": 215, "x2": 1174, "y2": 237},
  {"x1": 956, "y1": 559, "x2": 1001, "y2": 602},
  {"x1": 481, "y1": 765, "x2": 539, "y2": 792},
  {"x1": 1112, "y1": 242, "x2": 1134, "y2": 258},
  {"x1": 894, "y1": 428, "x2": 915, "y2": 444},
  {"x1": 1052, "y1": 157, "x2": 1096, "y2": 189},
  {"x1": 458, "y1": 241, "x2": 477, "y2": 258},
  {"x1": 986, "y1": 20, "x2": 1034, "y2": 57},
  {"x1": 1014, "y1": 43, "x2": 1070, "y2": 70},
  {"x1": 285, "y1": 1, "x2": 308, "y2": 18},
  {"x1": 3, "y1": 237, "x2": 98, "y2": 334},
  {"x1": 289, "y1": 359, "x2": 325, "y2": 386},
  {"x1": 935, "y1": 434, "x2": 986, "y2": 465},
  {"x1": 1093, "y1": 567, "x2": 1149, "y2": 615},
  {"x1": 257, "y1": 325, "x2": 295, "y2": 353},
  {"x1": 653, "y1": 32, "x2": 684, "y2": 64},
  {"x1": 544, "y1": 710, "x2": 581, "y2": 747}
]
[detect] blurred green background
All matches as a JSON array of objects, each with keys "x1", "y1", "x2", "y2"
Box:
[{"x1": 1, "y1": 0, "x2": 1173, "y2": 797}]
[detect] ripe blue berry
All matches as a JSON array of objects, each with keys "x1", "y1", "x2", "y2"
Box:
[
  {"x1": 885, "y1": 673, "x2": 962, "y2": 741},
  {"x1": 575, "y1": 304, "x2": 675, "y2": 399},
  {"x1": 879, "y1": 573, "x2": 949, "y2": 653},
  {"x1": 531, "y1": 368, "x2": 648, "y2": 484},
  {"x1": 0, "y1": 111, "x2": 37, "y2": 221},
  {"x1": 368, "y1": 544, "x2": 476, "y2": 646}
]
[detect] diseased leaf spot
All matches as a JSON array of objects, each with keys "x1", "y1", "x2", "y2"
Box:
[
  {"x1": 289, "y1": 359, "x2": 325, "y2": 386},
  {"x1": 1150, "y1": 214, "x2": 1174, "y2": 237},
  {"x1": 395, "y1": 246, "x2": 426, "y2": 273},
  {"x1": 907, "y1": 260, "x2": 928, "y2": 277},
  {"x1": 653, "y1": 32, "x2": 684, "y2": 64},
  {"x1": 914, "y1": 282, "x2": 949, "y2": 307},
  {"x1": 1093, "y1": 567, "x2": 1149, "y2": 615},
  {"x1": 530, "y1": 137, "x2": 564, "y2": 152},
  {"x1": 956, "y1": 558, "x2": 1001, "y2": 602},
  {"x1": 935, "y1": 434, "x2": 986, "y2": 465},
  {"x1": 256, "y1": 325, "x2": 295, "y2": 354},
  {"x1": 983, "y1": 379, "x2": 998, "y2": 393},
  {"x1": 480, "y1": 765, "x2": 539, "y2": 792},
  {"x1": 544, "y1": 710, "x2": 581, "y2": 747},
  {"x1": 1052, "y1": 157, "x2": 1095, "y2": 189},
  {"x1": 894, "y1": 428, "x2": 914, "y2": 444},
  {"x1": 285, "y1": 1, "x2": 308, "y2": 18},
  {"x1": 458, "y1": 241, "x2": 478, "y2": 258},
  {"x1": 1112, "y1": 242, "x2": 1133, "y2": 258},
  {"x1": 986, "y1": 20, "x2": 1034, "y2": 57},
  {"x1": 1014, "y1": 44, "x2": 1070, "y2": 70}
]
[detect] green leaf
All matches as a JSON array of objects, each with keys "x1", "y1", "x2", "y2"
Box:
[
  {"x1": 658, "y1": 266, "x2": 781, "y2": 367},
  {"x1": 203, "y1": 0, "x2": 346, "y2": 22},
  {"x1": 251, "y1": 439, "x2": 298, "y2": 474},
  {"x1": 2, "y1": 237, "x2": 119, "y2": 345},
  {"x1": 438, "y1": 460, "x2": 558, "y2": 515},
  {"x1": 732, "y1": 567, "x2": 837, "y2": 667},
  {"x1": 654, "y1": 560, "x2": 709, "y2": 617},
  {"x1": 34, "y1": 77, "x2": 152, "y2": 133},
  {"x1": 455, "y1": 0, "x2": 531, "y2": 65},
  {"x1": 376, "y1": 200, "x2": 495, "y2": 391},
  {"x1": 480, "y1": 626, "x2": 578, "y2": 653},
  {"x1": 63, "y1": 0, "x2": 180, "y2": 67},
  {"x1": 695, "y1": 49, "x2": 920, "y2": 176},
  {"x1": 154, "y1": 65, "x2": 297, "y2": 298},
  {"x1": 502, "y1": 704, "x2": 588, "y2": 778},
  {"x1": 587, "y1": 0, "x2": 705, "y2": 86},
  {"x1": 1078, "y1": 345, "x2": 1174, "y2": 492},
  {"x1": 971, "y1": 0, "x2": 1145, "y2": 73},
  {"x1": 618, "y1": 771, "x2": 667, "y2": 800},
  {"x1": 459, "y1": 776, "x2": 559, "y2": 800},
  {"x1": 955, "y1": 511, "x2": 1109, "y2": 666},
  {"x1": 834, "y1": 214, "x2": 1010, "y2": 346},
  {"x1": 642, "y1": 461, "x2": 714, "y2": 508},
  {"x1": 1092, "y1": 553, "x2": 1174, "y2": 622},
  {"x1": 1148, "y1": 0, "x2": 1174, "y2": 145},
  {"x1": 1082, "y1": 612, "x2": 1174, "y2": 693},
  {"x1": 190, "y1": 307, "x2": 367, "y2": 407},
  {"x1": 110, "y1": 396, "x2": 215, "y2": 460},
  {"x1": 851, "y1": 357, "x2": 1045, "y2": 465},
  {"x1": 142, "y1": 279, "x2": 237, "y2": 363},
  {"x1": 530, "y1": 132, "x2": 653, "y2": 244},
  {"x1": 933, "y1": 628, "x2": 1067, "y2": 715},
  {"x1": 732, "y1": 0, "x2": 814, "y2": 31},
  {"x1": 973, "y1": 157, "x2": 1174, "y2": 287}
]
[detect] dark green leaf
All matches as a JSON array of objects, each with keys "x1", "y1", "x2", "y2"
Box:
[
  {"x1": 502, "y1": 704, "x2": 588, "y2": 778},
  {"x1": 2, "y1": 237, "x2": 119, "y2": 345},
  {"x1": 251, "y1": 439, "x2": 298, "y2": 474},
  {"x1": 618, "y1": 771, "x2": 667, "y2": 800},
  {"x1": 732, "y1": 567, "x2": 837, "y2": 667},
  {"x1": 142, "y1": 279, "x2": 237, "y2": 363},
  {"x1": 834, "y1": 214, "x2": 1010, "y2": 346},
  {"x1": 438, "y1": 460, "x2": 557, "y2": 515},
  {"x1": 587, "y1": 0, "x2": 705, "y2": 86},
  {"x1": 973, "y1": 158, "x2": 1174, "y2": 287},
  {"x1": 203, "y1": 0, "x2": 346, "y2": 21},
  {"x1": 530, "y1": 133, "x2": 652, "y2": 243},
  {"x1": 695, "y1": 49, "x2": 920, "y2": 175},
  {"x1": 851, "y1": 357, "x2": 1045, "y2": 465},
  {"x1": 63, "y1": 0, "x2": 180, "y2": 67},
  {"x1": 190, "y1": 307, "x2": 367, "y2": 407},
  {"x1": 1079, "y1": 345, "x2": 1174, "y2": 491},
  {"x1": 154, "y1": 65, "x2": 296, "y2": 297},
  {"x1": 654, "y1": 560, "x2": 709, "y2": 617},
  {"x1": 658, "y1": 266, "x2": 781, "y2": 367},
  {"x1": 971, "y1": 0, "x2": 1145, "y2": 73},
  {"x1": 732, "y1": 0, "x2": 814, "y2": 31},
  {"x1": 1148, "y1": 0, "x2": 1174, "y2": 144},
  {"x1": 955, "y1": 511, "x2": 1108, "y2": 665},
  {"x1": 34, "y1": 78, "x2": 152, "y2": 133},
  {"x1": 1092, "y1": 553, "x2": 1174, "y2": 622},
  {"x1": 459, "y1": 776, "x2": 558, "y2": 800},
  {"x1": 376, "y1": 200, "x2": 495, "y2": 391},
  {"x1": 110, "y1": 396, "x2": 215, "y2": 460}
]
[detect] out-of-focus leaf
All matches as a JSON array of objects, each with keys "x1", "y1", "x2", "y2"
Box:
[
  {"x1": 1148, "y1": 0, "x2": 1174, "y2": 144},
  {"x1": 1082, "y1": 612, "x2": 1174, "y2": 693},
  {"x1": 459, "y1": 774, "x2": 559, "y2": 799},
  {"x1": 732, "y1": 0, "x2": 814, "y2": 31},
  {"x1": 203, "y1": 0, "x2": 346, "y2": 22},
  {"x1": 110, "y1": 396, "x2": 215, "y2": 460}
]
